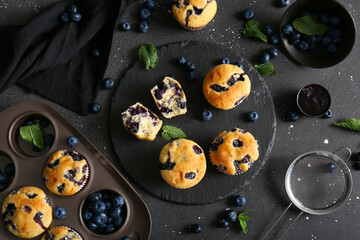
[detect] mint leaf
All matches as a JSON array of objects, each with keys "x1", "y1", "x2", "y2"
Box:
[
  {"x1": 19, "y1": 124, "x2": 44, "y2": 150},
  {"x1": 333, "y1": 118, "x2": 360, "y2": 131},
  {"x1": 138, "y1": 43, "x2": 159, "y2": 70},
  {"x1": 161, "y1": 125, "x2": 186, "y2": 140},
  {"x1": 292, "y1": 15, "x2": 329, "y2": 36},
  {"x1": 254, "y1": 62, "x2": 277, "y2": 76},
  {"x1": 238, "y1": 210, "x2": 253, "y2": 234},
  {"x1": 242, "y1": 19, "x2": 268, "y2": 43}
]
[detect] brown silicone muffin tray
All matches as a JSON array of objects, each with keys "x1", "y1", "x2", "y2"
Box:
[{"x1": 0, "y1": 100, "x2": 151, "y2": 240}]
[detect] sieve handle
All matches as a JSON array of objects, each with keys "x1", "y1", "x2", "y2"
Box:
[
  {"x1": 278, "y1": 211, "x2": 303, "y2": 240},
  {"x1": 333, "y1": 147, "x2": 352, "y2": 163}
]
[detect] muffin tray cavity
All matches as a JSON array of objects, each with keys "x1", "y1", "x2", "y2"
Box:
[{"x1": 0, "y1": 101, "x2": 151, "y2": 240}]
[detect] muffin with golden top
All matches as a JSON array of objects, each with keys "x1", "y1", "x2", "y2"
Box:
[{"x1": 41, "y1": 226, "x2": 82, "y2": 240}]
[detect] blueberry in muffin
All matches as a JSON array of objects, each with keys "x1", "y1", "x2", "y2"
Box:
[
  {"x1": 150, "y1": 76, "x2": 187, "y2": 119},
  {"x1": 159, "y1": 139, "x2": 206, "y2": 189},
  {"x1": 41, "y1": 226, "x2": 82, "y2": 240},
  {"x1": 43, "y1": 150, "x2": 89, "y2": 196},
  {"x1": 172, "y1": 0, "x2": 217, "y2": 31},
  {"x1": 2, "y1": 186, "x2": 52, "y2": 238},
  {"x1": 203, "y1": 64, "x2": 251, "y2": 110},
  {"x1": 210, "y1": 128, "x2": 259, "y2": 175},
  {"x1": 121, "y1": 102, "x2": 163, "y2": 141}
]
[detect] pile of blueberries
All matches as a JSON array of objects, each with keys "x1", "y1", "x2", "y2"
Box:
[
  {"x1": 282, "y1": 12, "x2": 342, "y2": 53},
  {"x1": 121, "y1": 0, "x2": 156, "y2": 33},
  {"x1": 60, "y1": 4, "x2": 82, "y2": 23},
  {"x1": 0, "y1": 163, "x2": 15, "y2": 191},
  {"x1": 177, "y1": 56, "x2": 197, "y2": 83},
  {"x1": 82, "y1": 190, "x2": 127, "y2": 235}
]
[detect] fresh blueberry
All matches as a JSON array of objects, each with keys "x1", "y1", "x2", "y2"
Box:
[
  {"x1": 185, "y1": 61, "x2": 196, "y2": 71},
  {"x1": 178, "y1": 56, "x2": 187, "y2": 65},
  {"x1": 287, "y1": 110, "x2": 300, "y2": 122},
  {"x1": 201, "y1": 109, "x2": 213, "y2": 121},
  {"x1": 146, "y1": 0, "x2": 156, "y2": 10},
  {"x1": 218, "y1": 219, "x2": 230, "y2": 228},
  {"x1": 259, "y1": 52, "x2": 270, "y2": 64},
  {"x1": 330, "y1": 15, "x2": 340, "y2": 26},
  {"x1": 323, "y1": 110, "x2": 332, "y2": 118},
  {"x1": 282, "y1": 24, "x2": 293, "y2": 35},
  {"x1": 24, "y1": 120, "x2": 34, "y2": 126},
  {"x1": 290, "y1": 31, "x2": 301, "y2": 42},
  {"x1": 221, "y1": 57, "x2": 230, "y2": 64},
  {"x1": 67, "y1": 4, "x2": 78, "y2": 13},
  {"x1": 44, "y1": 134, "x2": 54, "y2": 146},
  {"x1": 0, "y1": 173, "x2": 8, "y2": 184},
  {"x1": 104, "y1": 200, "x2": 112, "y2": 210},
  {"x1": 0, "y1": 183, "x2": 6, "y2": 191},
  {"x1": 86, "y1": 220, "x2": 98, "y2": 231},
  {"x1": 234, "y1": 194, "x2": 246, "y2": 207},
  {"x1": 92, "y1": 212, "x2": 108, "y2": 225},
  {"x1": 92, "y1": 103, "x2": 101, "y2": 113},
  {"x1": 297, "y1": 41, "x2": 309, "y2": 51},
  {"x1": 112, "y1": 195, "x2": 125, "y2": 207},
  {"x1": 70, "y1": 12, "x2": 82, "y2": 22},
  {"x1": 93, "y1": 201, "x2": 106, "y2": 213},
  {"x1": 66, "y1": 136, "x2": 78, "y2": 147},
  {"x1": 88, "y1": 192, "x2": 102, "y2": 202},
  {"x1": 189, "y1": 223, "x2": 202, "y2": 233},
  {"x1": 110, "y1": 207, "x2": 122, "y2": 218},
  {"x1": 92, "y1": 49, "x2": 100, "y2": 57},
  {"x1": 187, "y1": 71, "x2": 197, "y2": 82},
  {"x1": 104, "y1": 224, "x2": 115, "y2": 233},
  {"x1": 39, "y1": 118, "x2": 49, "y2": 128},
  {"x1": 268, "y1": 47, "x2": 279, "y2": 59},
  {"x1": 53, "y1": 206, "x2": 66, "y2": 220},
  {"x1": 243, "y1": 9, "x2": 254, "y2": 20},
  {"x1": 5, "y1": 163, "x2": 15, "y2": 176},
  {"x1": 248, "y1": 111, "x2": 259, "y2": 122},
  {"x1": 326, "y1": 162, "x2": 336, "y2": 173},
  {"x1": 60, "y1": 12, "x2": 70, "y2": 23},
  {"x1": 104, "y1": 78, "x2": 115, "y2": 89},
  {"x1": 226, "y1": 209, "x2": 237, "y2": 222},
  {"x1": 269, "y1": 34, "x2": 279, "y2": 44},
  {"x1": 319, "y1": 13, "x2": 330, "y2": 23},
  {"x1": 113, "y1": 216, "x2": 124, "y2": 227},
  {"x1": 122, "y1": 237, "x2": 131, "y2": 240},
  {"x1": 262, "y1": 24, "x2": 274, "y2": 36},
  {"x1": 305, "y1": 35, "x2": 317, "y2": 45},
  {"x1": 139, "y1": 20, "x2": 149, "y2": 33},
  {"x1": 233, "y1": 61, "x2": 244, "y2": 69},
  {"x1": 327, "y1": 43, "x2": 338, "y2": 53},
  {"x1": 32, "y1": 145, "x2": 41, "y2": 152},
  {"x1": 121, "y1": 21, "x2": 131, "y2": 31},
  {"x1": 82, "y1": 209, "x2": 92, "y2": 220},
  {"x1": 277, "y1": 0, "x2": 290, "y2": 7},
  {"x1": 322, "y1": 35, "x2": 332, "y2": 46},
  {"x1": 140, "y1": 8, "x2": 151, "y2": 20}
]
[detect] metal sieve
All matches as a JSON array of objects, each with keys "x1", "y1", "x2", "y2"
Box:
[{"x1": 261, "y1": 148, "x2": 352, "y2": 240}]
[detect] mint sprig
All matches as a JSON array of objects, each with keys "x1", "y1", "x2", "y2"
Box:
[
  {"x1": 138, "y1": 42, "x2": 159, "y2": 70},
  {"x1": 292, "y1": 15, "x2": 329, "y2": 36},
  {"x1": 254, "y1": 62, "x2": 277, "y2": 76},
  {"x1": 238, "y1": 210, "x2": 253, "y2": 234},
  {"x1": 161, "y1": 125, "x2": 186, "y2": 140},
  {"x1": 19, "y1": 124, "x2": 44, "y2": 150},
  {"x1": 333, "y1": 118, "x2": 360, "y2": 131},
  {"x1": 242, "y1": 19, "x2": 268, "y2": 43}
]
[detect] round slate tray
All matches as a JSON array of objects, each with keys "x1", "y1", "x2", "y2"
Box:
[{"x1": 110, "y1": 41, "x2": 276, "y2": 205}]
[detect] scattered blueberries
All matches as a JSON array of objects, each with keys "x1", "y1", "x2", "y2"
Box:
[
  {"x1": 189, "y1": 223, "x2": 202, "y2": 233},
  {"x1": 268, "y1": 47, "x2": 279, "y2": 59},
  {"x1": 140, "y1": 8, "x2": 151, "y2": 20},
  {"x1": 178, "y1": 57, "x2": 197, "y2": 82},
  {"x1": 323, "y1": 110, "x2": 332, "y2": 119},
  {"x1": 248, "y1": 111, "x2": 259, "y2": 122},
  {"x1": 92, "y1": 103, "x2": 102, "y2": 113},
  {"x1": 234, "y1": 194, "x2": 246, "y2": 207},
  {"x1": 243, "y1": 9, "x2": 254, "y2": 20},
  {"x1": 67, "y1": 4, "x2": 78, "y2": 13},
  {"x1": 226, "y1": 209, "x2": 238, "y2": 222},
  {"x1": 187, "y1": 71, "x2": 197, "y2": 82},
  {"x1": 269, "y1": 34, "x2": 279, "y2": 44},
  {"x1": 146, "y1": 0, "x2": 156, "y2": 10},
  {"x1": 262, "y1": 24, "x2": 274, "y2": 36},
  {"x1": 66, "y1": 136, "x2": 78, "y2": 147},
  {"x1": 53, "y1": 206, "x2": 67, "y2": 220},
  {"x1": 287, "y1": 110, "x2": 300, "y2": 122},
  {"x1": 121, "y1": 21, "x2": 131, "y2": 31},
  {"x1": 93, "y1": 49, "x2": 100, "y2": 57},
  {"x1": 104, "y1": 78, "x2": 115, "y2": 89},
  {"x1": 201, "y1": 110, "x2": 213, "y2": 121},
  {"x1": 282, "y1": 24, "x2": 293, "y2": 35},
  {"x1": 185, "y1": 61, "x2": 196, "y2": 71},
  {"x1": 60, "y1": 12, "x2": 70, "y2": 23},
  {"x1": 70, "y1": 12, "x2": 82, "y2": 22},
  {"x1": 178, "y1": 56, "x2": 187, "y2": 65},
  {"x1": 221, "y1": 57, "x2": 231, "y2": 64},
  {"x1": 325, "y1": 162, "x2": 336, "y2": 173},
  {"x1": 218, "y1": 219, "x2": 230, "y2": 228},
  {"x1": 139, "y1": 20, "x2": 149, "y2": 33},
  {"x1": 259, "y1": 52, "x2": 270, "y2": 64},
  {"x1": 277, "y1": 0, "x2": 290, "y2": 7}
]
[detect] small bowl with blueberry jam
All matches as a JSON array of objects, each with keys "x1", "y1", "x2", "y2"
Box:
[{"x1": 280, "y1": 0, "x2": 356, "y2": 68}]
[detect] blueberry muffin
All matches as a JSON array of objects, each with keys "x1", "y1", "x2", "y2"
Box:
[
  {"x1": 210, "y1": 128, "x2": 259, "y2": 175},
  {"x1": 41, "y1": 226, "x2": 82, "y2": 240},
  {"x1": 159, "y1": 139, "x2": 206, "y2": 189},
  {"x1": 122, "y1": 102, "x2": 163, "y2": 141},
  {"x1": 151, "y1": 76, "x2": 187, "y2": 118},
  {"x1": 172, "y1": 0, "x2": 217, "y2": 31},
  {"x1": 203, "y1": 64, "x2": 251, "y2": 110},
  {"x1": 43, "y1": 150, "x2": 89, "y2": 196},
  {"x1": 2, "y1": 186, "x2": 52, "y2": 238}
]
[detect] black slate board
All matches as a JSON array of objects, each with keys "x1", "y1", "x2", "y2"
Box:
[{"x1": 110, "y1": 41, "x2": 276, "y2": 205}]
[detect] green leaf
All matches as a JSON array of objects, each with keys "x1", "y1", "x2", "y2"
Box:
[
  {"x1": 292, "y1": 15, "x2": 329, "y2": 36},
  {"x1": 333, "y1": 118, "x2": 360, "y2": 131},
  {"x1": 19, "y1": 124, "x2": 44, "y2": 150},
  {"x1": 238, "y1": 210, "x2": 253, "y2": 234},
  {"x1": 242, "y1": 19, "x2": 268, "y2": 43},
  {"x1": 239, "y1": 219, "x2": 248, "y2": 234},
  {"x1": 138, "y1": 43, "x2": 159, "y2": 70},
  {"x1": 161, "y1": 125, "x2": 186, "y2": 140},
  {"x1": 254, "y1": 62, "x2": 277, "y2": 76}
]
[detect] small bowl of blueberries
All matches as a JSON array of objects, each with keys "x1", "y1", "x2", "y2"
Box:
[{"x1": 280, "y1": 0, "x2": 356, "y2": 68}]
